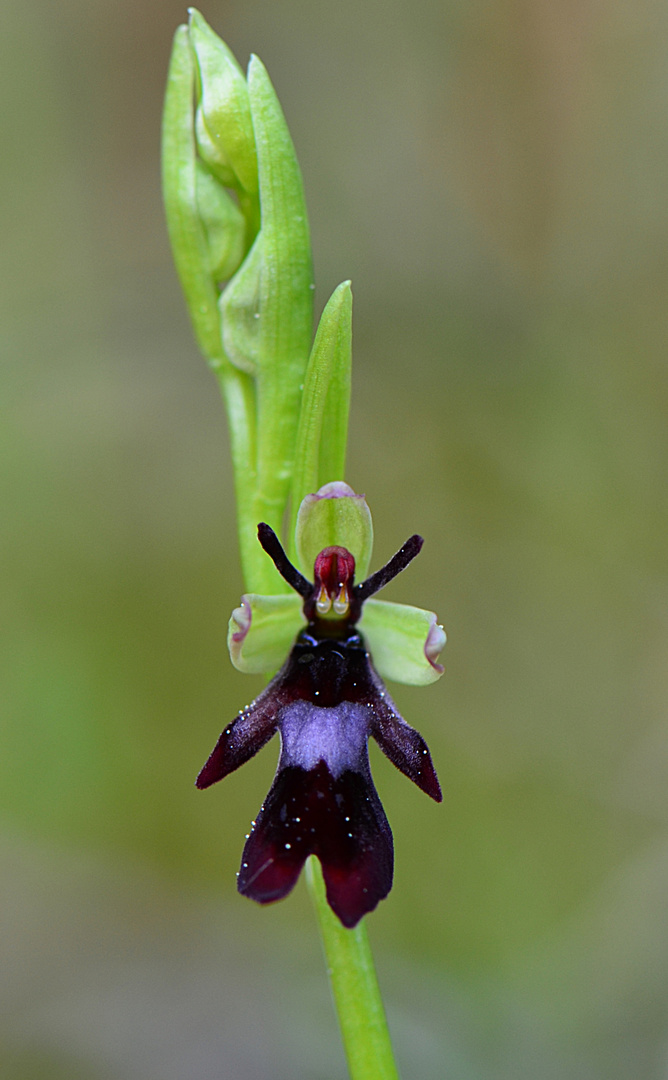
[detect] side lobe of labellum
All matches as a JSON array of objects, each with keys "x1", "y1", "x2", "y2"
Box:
[
  {"x1": 237, "y1": 760, "x2": 393, "y2": 928},
  {"x1": 196, "y1": 676, "x2": 287, "y2": 789},
  {"x1": 366, "y1": 666, "x2": 442, "y2": 802}
]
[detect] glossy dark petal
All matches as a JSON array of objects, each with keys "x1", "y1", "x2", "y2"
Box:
[
  {"x1": 368, "y1": 671, "x2": 442, "y2": 802},
  {"x1": 237, "y1": 761, "x2": 393, "y2": 928},
  {"x1": 196, "y1": 676, "x2": 287, "y2": 789}
]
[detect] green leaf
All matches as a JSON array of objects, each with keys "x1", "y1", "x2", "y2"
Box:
[
  {"x1": 360, "y1": 598, "x2": 446, "y2": 685},
  {"x1": 289, "y1": 281, "x2": 352, "y2": 554},
  {"x1": 295, "y1": 483, "x2": 373, "y2": 579},
  {"x1": 228, "y1": 593, "x2": 303, "y2": 673}
]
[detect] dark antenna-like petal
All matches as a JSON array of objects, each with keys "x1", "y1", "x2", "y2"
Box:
[
  {"x1": 257, "y1": 523, "x2": 313, "y2": 598},
  {"x1": 355, "y1": 534, "x2": 423, "y2": 603}
]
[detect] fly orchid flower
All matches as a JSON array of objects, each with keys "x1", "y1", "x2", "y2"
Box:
[{"x1": 197, "y1": 483, "x2": 445, "y2": 927}]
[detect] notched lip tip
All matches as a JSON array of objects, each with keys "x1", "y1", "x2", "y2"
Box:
[{"x1": 337, "y1": 912, "x2": 367, "y2": 929}]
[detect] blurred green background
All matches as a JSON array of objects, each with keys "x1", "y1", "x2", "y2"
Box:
[{"x1": 2, "y1": 0, "x2": 668, "y2": 1076}]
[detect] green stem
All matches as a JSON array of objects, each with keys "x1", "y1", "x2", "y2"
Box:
[{"x1": 306, "y1": 857, "x2": 400, "y2": 1080}]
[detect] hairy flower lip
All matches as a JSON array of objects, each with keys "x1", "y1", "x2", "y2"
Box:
[
  {"x1": 197, "y1": 619, "x2": 441, "y2": 924},
  {"x1": 280, "y1": 699, "x2": 369, "y2": 775},
  {"x1": 235, "y1": 640, "x2": 397, "y2": 925},
  {"x1": 237, "y1": 760, "x2": 393, "y2": 927}
]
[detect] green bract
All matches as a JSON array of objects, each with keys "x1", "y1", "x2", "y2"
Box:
[{"x1": 288, "y1": 283, "x2": 352, "y2": 558}]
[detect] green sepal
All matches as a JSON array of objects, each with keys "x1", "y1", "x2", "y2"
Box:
[
  {"x1": 195, "y1": 160, "x2": 246, "y2": 280},
  {"x1": 295, "y1": 483, "x2": 373, "y2": 580},
  {"x1": 188, "y1": 9, "x2": 258, "y2": 194},
  {"x1": 360, "y1": 598, "x2": 446, "y2": 686},
  {"x1": 228, "y1": 593, "x2": 303, "y2": 673}
]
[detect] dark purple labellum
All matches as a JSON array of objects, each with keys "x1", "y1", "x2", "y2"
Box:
[{"x1": 197, "y1": 525, "x2": 442, "y2": 927}]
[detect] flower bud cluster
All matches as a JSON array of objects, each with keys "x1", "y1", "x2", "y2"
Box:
[{"x1": 163, "y1": 10, "x2": 316, "y2": 593}]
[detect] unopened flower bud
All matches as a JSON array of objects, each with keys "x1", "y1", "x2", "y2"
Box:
[
  {"x1": 195, "y1": 161, "x2": 246, "y2": 281},
  {"x1": 188, "y1": 9, "x2": 258, "y2": 193}
]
